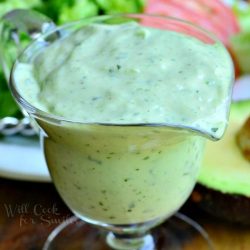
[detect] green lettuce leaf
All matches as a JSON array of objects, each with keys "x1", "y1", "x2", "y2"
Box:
[
  {"x1": 95, "y1": 0, "x2": 146, "y2": 14},
  {"x1": 58, "y1": 0, "x2": 99, "y2": 24},
  {"x1": 0, "y1": 0, "x2": 42, "y2": 16},
  {"x1": 230, "y1": 1, "x2": 250, "y2": 74},
  {"x1": 232, "y1": 1, "x2": 250, "y2": 32},
  {"x1": 231, "y1": 31, "x2": 250, "y2": 74},
  {"x1": 0, "y1": 0, "x2": 42, "y2": 118},
  {"x1": 0, "y1": 69, "x2": 22, "y2": 118}
]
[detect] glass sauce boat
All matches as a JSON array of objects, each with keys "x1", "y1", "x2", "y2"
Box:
[{"x1": 0, "y1": 9, "x2": 234, "y2": 250}]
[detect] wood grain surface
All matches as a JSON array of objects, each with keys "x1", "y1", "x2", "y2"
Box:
[{"x1": 0, "y1": 178, "x2": 249, "y2": 250}]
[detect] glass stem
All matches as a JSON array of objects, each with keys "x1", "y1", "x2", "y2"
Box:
[{"x1": 106, "y1": 231, "x2": 155, "y2": 250}]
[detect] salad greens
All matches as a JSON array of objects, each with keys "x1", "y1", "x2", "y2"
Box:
[
  {"x1": 94, "y1": 0, "x2": 146, "y2": 14},
  {"x1": 0, "y1": 0, "x2": 146, "y2": 118},
  {"x1": 58, "y1": 0, "x2": 99, "y2": 24},
  {"x1": 230, "y1": 1, "x2": 250, "y2": 74},
  {"x1": 0, "y1": 0, "x2": 42, "y2": 17},
  {"x1": 0, "y1": 0, "x2": 43, "y2": 118},
  {"x1": 232, "y1": 1, "x2": 250, "y2": 32}
]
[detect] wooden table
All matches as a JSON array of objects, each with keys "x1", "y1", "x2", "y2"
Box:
[{"x1": 0, "y1": 177, "x2": 249, "y2": 250}]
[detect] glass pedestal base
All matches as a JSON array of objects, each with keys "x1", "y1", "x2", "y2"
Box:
[{"x1": 43, "y1": 213, "x2": 214, "y2": 250}]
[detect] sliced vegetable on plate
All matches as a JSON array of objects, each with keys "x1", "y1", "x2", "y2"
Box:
[
  {"x1": 145, "y1": 0, "x2": 240, "y2": 46},
  {"x1": 144, "y1": 0, "x2": 242, "y2": 76},
  {"x1": 192, "y1": 100, "x2": 250, "y2": 225}
]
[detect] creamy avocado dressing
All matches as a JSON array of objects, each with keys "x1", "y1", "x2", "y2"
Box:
[
  {"x1": 42, "y1": 124, "x2": 205, "y2": 224},
  {"x1": 15, "y1": 22, "x2": 232, "y2": 138},
  {"x1": 13, "y1": 22, "x2": 232, "y2": 224}
]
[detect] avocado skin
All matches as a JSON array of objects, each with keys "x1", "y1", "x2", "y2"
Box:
[
  {"x1": 192, "y1": 184, "x2": 250, "y2": 225},
  {"x1": 192, "y1": 100, "x2": 250, "y2": 225}
]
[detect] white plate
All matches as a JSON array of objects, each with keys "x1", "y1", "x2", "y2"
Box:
[{"x1": 0, "y1": 135, "x2": 51, "y2": 182}]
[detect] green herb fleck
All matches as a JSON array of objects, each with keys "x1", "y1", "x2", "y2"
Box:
[
  {"x1": 143, "y1": 156, "x2": 150, "y2": 160},
  {"x1": 211, "y1": 127, "x2": 218, "y2": 132},
  {"x1": 62, "y1": 165, "x2": 67, "y2": 170},
  {"x1": 88, "y1": 155, "x2": 102, "y2": 165},
  {"x1": 74, "y1": 184, "x2": 81, "y2": 190},
  {"x1": 128, "y1": 202, "x2": 135, "y2": 210},
  {"x1": 91, "y1": 97, "x2": 100, "y2": 101},
  {"x1": 153, "y1": 130, "x2": 160, "y2": 134}
]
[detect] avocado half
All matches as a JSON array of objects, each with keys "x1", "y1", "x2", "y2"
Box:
[{"x1": 192, "y1": 100, "x2": 250, "y2": 225}]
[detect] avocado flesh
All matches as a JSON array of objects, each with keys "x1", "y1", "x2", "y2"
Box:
[{"x1": 198, "y1": 101, "x2": 250, "y2": 197}]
